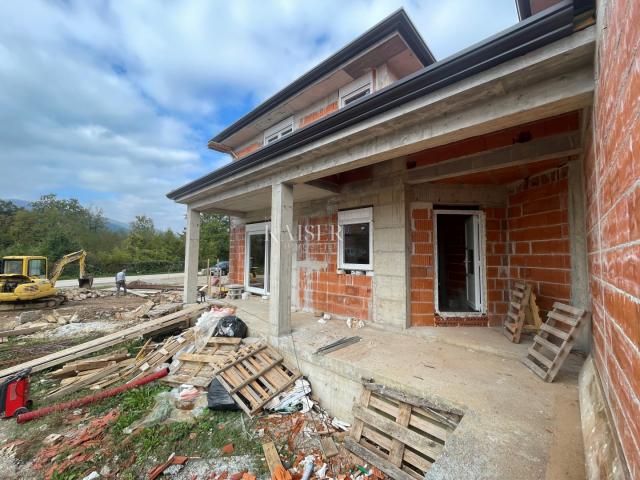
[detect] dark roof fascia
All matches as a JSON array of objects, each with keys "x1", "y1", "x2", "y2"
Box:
[
  {"x1": 209, "y1": 9, "x2": 435, "y2": 144},
  {"x1": 168, "y1": 1, "x2": 577, "y2": 201}
]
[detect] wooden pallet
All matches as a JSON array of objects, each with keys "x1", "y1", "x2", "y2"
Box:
[
  {"x1": 345, "y1": 383, "x2": 462, "y2": 480},
  {"x1": 503, "y1": 281, "x2": 532, "y2": 343},
  {"x1": 523, "y1": 302, "x2": 588, "y2": 382},
  {"x1": 523, "y1": 290, "x2": 542, "y2": 333},
  {"x1": 163, "y1": 336, "x2": 243, "y2": 387},
  {"x1": 211, "y1": 341, "x2": 301, "y2": 416}
]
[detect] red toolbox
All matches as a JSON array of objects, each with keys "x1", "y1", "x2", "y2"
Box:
[{"x1": 0, "y1": 369, "x2": 31, "y2": 418}]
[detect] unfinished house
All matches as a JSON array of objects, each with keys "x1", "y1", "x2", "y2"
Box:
[{"x1": 169, "y1": 1, "x2": 639, "y2": 478}]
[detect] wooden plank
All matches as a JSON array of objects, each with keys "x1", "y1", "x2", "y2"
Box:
[
  {"x1": 229, "y1": 358, "x2": 283, "y2": 394},
  {"x1": 409, "y1": 411, "x2": 450, "y2": 441},
  {"x1": 534, "y1": 335, "x2": 561, "y2": 355},
  {"x1": 207, "y1": 337, "x2": 242, "y2": 345},
  {"x1": 540, "y1": 323, "x2": 570, "y2": 340},
  {"x1": 351, "y1": 388, "x2": 371, "y2": 442},
  {"x1": 552, "y1": 302, "x2": 585, "y2": 316},
  {"x1": 362, "y1": 425, "x2": 393, "y2": 449},
  {"x1": 177, "y1": 353, "x2": 221, "y2": 363},
  {"x1": 547, "y1": 310, "x2": 578, "y2": 327},
  {"x1": 527, "y1": 347, "x2": 554, "y2": 368},
  {"x1": 522, "y1": 357, "x2": 549, "y2": 380},
  {"x1": 344, "y1": 438, "x2": 415, "y2": 480},
  {"x1": 262, "y1": 441, "x2": 282, "y2": 475},
  {"x1": 0, "y1": 303, "x2": 209, "y2": 380},
  {"x1": 389, "y1": 402, "x2": 412, "y2": 466},
  {"x1": 403, "y1": 448, "x2": 434, "y2": 471},
  {"x1": 353, "y1": 406, "x2": 443, "y2": 459},
  {"x1": 47, "y1": 362, "x2": 123, "y2": 400},
  {"x1": 320, "y1": 437, "x2": 339, "y2": 458},
  {"x1": 363, "y1": 383, "x2": 464, "y2": 422}
]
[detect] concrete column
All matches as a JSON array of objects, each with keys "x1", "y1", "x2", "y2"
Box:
[
  {"x1": 269, "y1": 183, "x2": 294, "y2": 337},
  {"x1": 183, "y1": 206, "x2": 201, "y2": 304},
  {"x1": 568, "y1": 159, "x2": 590, "y2": 352}
]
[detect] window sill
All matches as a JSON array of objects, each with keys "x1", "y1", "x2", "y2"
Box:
[{"x1": 337, "y1": 269, "x2": 374, "y2": 276}]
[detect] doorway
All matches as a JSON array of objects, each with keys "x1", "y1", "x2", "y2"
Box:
[
  {"x1": 434, "y1": 210, "x2": 485, "y2": 314},
  {"x1": 244, "y1": 222, "x2": 270, "y2": 295}
]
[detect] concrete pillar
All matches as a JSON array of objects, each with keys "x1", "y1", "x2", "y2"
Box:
[
  {"x1": 568, "y1": 159, "x2": 590, "y2": 352},
  {"x1": 269, "y1": 183, "x2": 294, "y2": 337},
  {"x1": 183, "y1": 206, "x2": 201, "y2": 304}
]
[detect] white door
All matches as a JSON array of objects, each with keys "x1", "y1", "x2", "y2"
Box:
[
  {"x1": 464, "y1": 215, "x2": 482, "y2": 311},
  {"x1": 245, "y1": 223, "x2": 270, "y2": 295}
]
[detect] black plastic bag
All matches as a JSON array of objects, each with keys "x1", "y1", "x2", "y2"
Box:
[
  {"x1": 207, "y1": 378, "x2": 239, "y2": 411},
  {"x1": 212, "y1": 315, "x2": 248, "y2": 338}
]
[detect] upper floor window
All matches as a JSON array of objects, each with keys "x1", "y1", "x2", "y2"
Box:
[
  {"x1": 264, "y1": 117, "x2": 294, "y2": 145},
  {"x1": 339, "y1": 72, "x2": 374, "y2": 108}
]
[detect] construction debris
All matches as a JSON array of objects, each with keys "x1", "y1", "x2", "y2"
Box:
[
  {"x1": 60, "y1": 288, "x2": 114, "y2": 302},
  {"x1": 0, "y1": 303, "x2": 209, "y2": 381},
  {"x1": 314, "y1": 336, "x2": 361, "y2": 355}
]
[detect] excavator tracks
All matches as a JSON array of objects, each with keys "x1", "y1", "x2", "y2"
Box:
[{"x1": 0, "y1": 295, "x2": 67, "y2": 312}]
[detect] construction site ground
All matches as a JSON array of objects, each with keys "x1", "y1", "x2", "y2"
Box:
[
  {"x1": 226, "y1": 296, "x2": 587, "y2": 480},
  {"x1": 0, "y1": 290, "x2": 276, "y2": 480}
]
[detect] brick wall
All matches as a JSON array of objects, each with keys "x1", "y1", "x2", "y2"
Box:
[
  {"x1": 228, "y1": 224, "x2": 245, "y2": 284},
  {"x1": 298, "y1": 102, "x2": 338, "y2": 129},
  {"x1": 485, "y1": 207, "x2": 509, "y2": 325},
  {"x1": 236, "y1": 143, "x2": 261, "y2": 159},
  {"x1": 410, "y1": 207, "x2": 435, "y2": 326},
  {"x1": 587, "y1": 0, "x2": 640, "y2": 475},
  {"x1": 507, "y1": 167, "x2": 571, "y2": 316},
  {"x1": 297, "y1": 214, "x2": 372, "y2": 320},
  {"x1": 409, "y1": 191, "x2": 568, "y2": 328}
]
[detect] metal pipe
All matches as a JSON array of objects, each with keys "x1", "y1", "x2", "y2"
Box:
[{"x1": 17, "y1": 368, "x2": 169, "y2": 424}]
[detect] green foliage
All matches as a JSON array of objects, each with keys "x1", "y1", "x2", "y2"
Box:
[{"x1": 0, "y1": 194, "x2": 230, "y2": 277}]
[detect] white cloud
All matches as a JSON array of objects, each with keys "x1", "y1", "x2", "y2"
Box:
[{"x1": 0, "y1": 0, "x2": 517, "y2": 230}]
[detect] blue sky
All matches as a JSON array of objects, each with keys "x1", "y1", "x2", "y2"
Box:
[{"x1": 0, "y1": 0, "x2": 518, "y2": 231}]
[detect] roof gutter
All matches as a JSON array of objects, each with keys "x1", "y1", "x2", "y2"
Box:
[{"x1": 168, "y1": 0, "x2": 580, "y2": 201}]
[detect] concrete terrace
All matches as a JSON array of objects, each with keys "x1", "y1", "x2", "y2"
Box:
[{"x1": 224, "y1": 296, "x2": 586, "y2": 480}]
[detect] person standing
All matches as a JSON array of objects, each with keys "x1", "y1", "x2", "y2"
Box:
[{"x1": 115, "y1": 268, "x2": 127, "y2": 296}]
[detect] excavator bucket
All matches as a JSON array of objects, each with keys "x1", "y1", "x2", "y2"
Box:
[{"x1": 78, "y1": 277, "x2": 93, "y2": 288}]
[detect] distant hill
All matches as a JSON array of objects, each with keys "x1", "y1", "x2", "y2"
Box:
[{"x1": 5, "y1": 199, "x2": 130, "y2": 233}]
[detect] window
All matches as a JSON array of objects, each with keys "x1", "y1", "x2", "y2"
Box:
[
  {"x1": 339, "y1": 72, "x2": 373, "y2": 108},
  {"x1": 28, "y1": 259, "x2": 46, "y2": 277},
  {"x1": 264, "y1": 117, "x2": 294, "y2": 145},
  {"x1": 338, "y1": 207, "x2": 373, "y2": 271},
  {"x1": 3, "y1": 259, "x2": 23, "y2": 275}
]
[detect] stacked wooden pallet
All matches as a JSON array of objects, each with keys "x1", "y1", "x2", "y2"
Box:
[
  {"x1": 523, "y1": 302, "x2": 588, "y2": 382},
  {"x1": 503, "y1": 281, "x2": 531, "y2": 343},
  {"x1": 344, "y1": 383, "x2": 462, "y2": 480},
  {"x1": 209, "y1": 342, "x2": 301, "y2": 417},
  {"x1": 163, "y1": 336, "x2": 242, "y2": 387}
]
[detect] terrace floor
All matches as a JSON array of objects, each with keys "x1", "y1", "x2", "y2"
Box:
[{"x1": 223, "y1": 296, "x2": 586, "y2": 480}]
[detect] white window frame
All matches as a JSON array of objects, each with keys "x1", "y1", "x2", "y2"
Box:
[
  {"x1": 264, "y1": 117, "x2": 294, "y2": 145},
  {"x1": 339, "y1": 72, "x2": 374, "y2": 108},
  {"x1": 338, "y1": 207, "x2": 373, "y2": 271},
  {"x1": 244, "y1": 222, "x2": 271, "y2": 295},
  {"x1": 433, "y1": 209, "x2": 487, "y2": 316}
]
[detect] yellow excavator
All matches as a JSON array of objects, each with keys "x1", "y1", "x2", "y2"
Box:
[{"x1": 0, "y1": 250, "x2": 93, "y2": 311}]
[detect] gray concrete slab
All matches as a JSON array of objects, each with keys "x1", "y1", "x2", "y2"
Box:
[{"x1": 226, "y1": 296, "x2": 585, "y2": 480}]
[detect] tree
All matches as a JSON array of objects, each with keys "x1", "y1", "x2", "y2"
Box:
[{"x1": 199, "y1": 214, "x2": 229, "y2": 264}]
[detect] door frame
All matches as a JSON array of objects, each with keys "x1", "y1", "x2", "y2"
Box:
[
  {"x1": 244, "y1": 222, "x2": 271, "y2": 295},
  {"x1": 433, "y1": 209, "x2": 486, "y2": 316}
]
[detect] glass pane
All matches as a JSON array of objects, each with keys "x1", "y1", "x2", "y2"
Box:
[
  {"x1": 248, "y1": 233, "x2": 266, "y2": 289},
  {"x1": 344, "y1": 88, "x2": 370, "y2": 106},
  {"x1": 28, "y1": 259, "x2": 45, "y2": 277},
  {"x1": 343, "y1": 223, "x2": 370, "y2": 266},
  {"x1": 3, "y1": 260, "x2": 23, "y2": 274}
]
